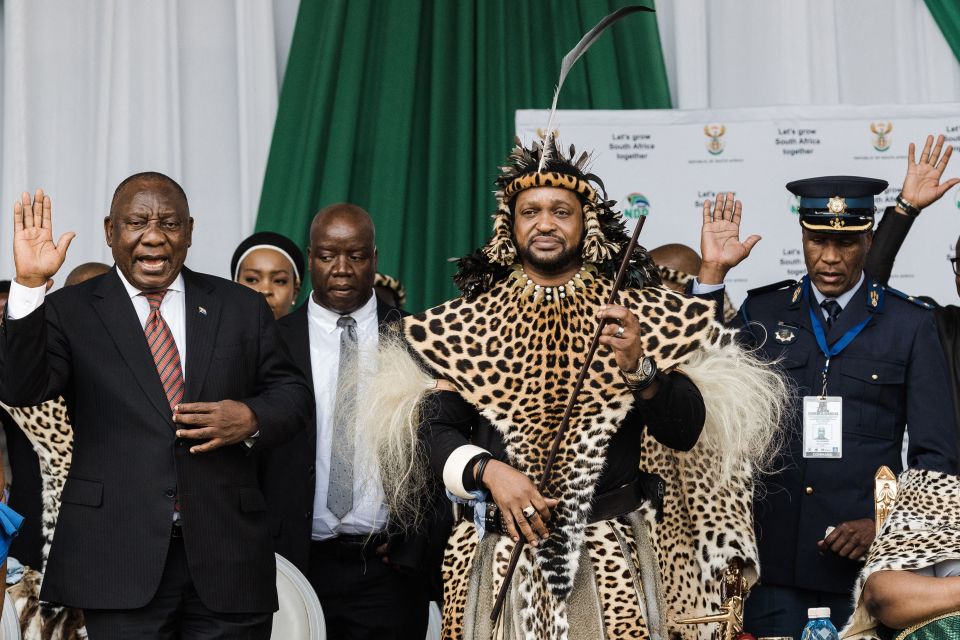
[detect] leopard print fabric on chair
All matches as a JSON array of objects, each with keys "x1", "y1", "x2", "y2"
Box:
[{"x1": 1, "y1": 398, "x2": 86, "y2": 639}]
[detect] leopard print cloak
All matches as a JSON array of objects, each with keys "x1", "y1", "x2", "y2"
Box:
[
  {"x1": 1, "y1": 398, "x2": 86, "y2": 639},
  {"x1": 402, "y1": 273, "x2": 776, "y2": 640},
  {"x1": 841, "y1": 469, "x2": 960, "y2": 640}
]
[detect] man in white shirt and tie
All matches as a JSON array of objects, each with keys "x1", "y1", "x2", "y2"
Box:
[{"x1": 260, "y1": 203, "x2": 433, "y2": 640}]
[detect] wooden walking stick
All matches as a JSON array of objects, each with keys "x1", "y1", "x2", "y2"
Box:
[{"x1": 488, "y1": 4, "x2": 657, "y2": 624}]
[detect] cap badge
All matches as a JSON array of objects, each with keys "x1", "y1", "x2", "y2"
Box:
[{"x1": 827, "y1": 196, "x2": 847, "y2": 214}]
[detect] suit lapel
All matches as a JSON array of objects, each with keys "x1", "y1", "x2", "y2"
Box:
[
  {"x1": 183, "y1": 268, "x2": 222, "y2": 402},
  {"x1": 287, "y1": 304, "x2": 313, "y2": 392},
  {"x1": 92, "y1": 269, "x2": 174, "y2": 424}
]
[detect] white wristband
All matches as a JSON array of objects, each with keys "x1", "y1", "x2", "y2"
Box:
[{"x1": 443, "y1": 444, "x2": 490, "y2": 500}]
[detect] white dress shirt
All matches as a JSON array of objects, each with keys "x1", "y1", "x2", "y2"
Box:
[
  {"x1": 810, "y1": 273, "x2": 864, "y2": 321},
  {"x1": 7, "y1": 269, "x2": 187, "y2": 373},
  {"x1": 307, "y1": 292, "x2": 388, "y2": 540}
]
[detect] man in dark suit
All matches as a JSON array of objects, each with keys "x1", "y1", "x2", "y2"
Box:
[
  {"x1": 259, "y1": 203, "x2": 433, "y2": 640},
  {"x1": 863, "y1": 134, "x2": 960, "y2": 470},
  {"x1": 0, "y1": 174, "x2": 312, "y2": 639},
  {"x1": 690, "y1": 180, "x2": 958, "y2": 637}
]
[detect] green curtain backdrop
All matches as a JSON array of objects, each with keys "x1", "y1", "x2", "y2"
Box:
[
  {"x1": 256, "y1": 0, "x2": 671, "y2": 312},
  {"x1": 926, "y1": 0, "x2": 960, "y2": 64}
]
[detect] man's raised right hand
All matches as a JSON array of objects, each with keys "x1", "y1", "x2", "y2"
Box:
[{"x1": 13, "y1": 189, "x2": 75, "y2": 288}]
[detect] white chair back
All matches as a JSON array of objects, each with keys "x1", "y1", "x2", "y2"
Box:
[
  {"x1": 272, "y1": 554, "x2": 325, "y2": 640},
  {"x1": 1, "y1": 594, "x2": 21, "y2": 640},
  {"x1": 425, "y1": 601, "x2": 441, "y2": 640}
]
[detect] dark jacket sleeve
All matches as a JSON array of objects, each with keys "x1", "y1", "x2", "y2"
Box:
[
  {"x1": 0, "y1": 300, "x2": 70, "y2": 407},
  {"x1": 864, "y1": 207, "x2": 914, "y2": 286},
  {"x1": 418, "y1": 390, "x2": 478, "y2": 480},
  {"x1": 637, "y1": 371, "x2": 705, "y2": 452},
  {"x1": 905, "y1": 309, "x2": 960, "y2": 472},
  {"x1": 241, "y1": 296, "x2": 313, "y2": 449}
]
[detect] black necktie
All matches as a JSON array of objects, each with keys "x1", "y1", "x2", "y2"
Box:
[{"x1": 821, "y1": 299, "x2": 842, "y2": 329}]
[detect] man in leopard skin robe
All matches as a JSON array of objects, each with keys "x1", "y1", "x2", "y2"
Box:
[{"x1": 365, "y1": 138, "x2": 788, "y2": 640}]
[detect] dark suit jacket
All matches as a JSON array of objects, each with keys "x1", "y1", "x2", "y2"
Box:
[
  {"x1": 865, "y1": 208, "x2": 960, "y2": 466},
  {"x1": 261, "y1": 298, "x2": 447, "y2": 587},
  {"x1": 699, "y1": 276, "x2": 957, "y2": 594},
  {"x1": 0, "y1": 267, "x2": 312, "y2": 613}
]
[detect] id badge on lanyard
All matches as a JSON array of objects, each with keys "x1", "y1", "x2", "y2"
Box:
[
  {"x1": 800, "y1": 279, "x2": 872, "y2": 460},
  {"x1": 802, "y1": 395, "x2": 842, "y2": 458}
]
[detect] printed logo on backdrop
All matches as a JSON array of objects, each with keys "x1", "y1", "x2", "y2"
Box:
[
  {"x1": 623, "y1": 193, "x2": 651, "y2": 220},
  {"x1": 871, "y1": 122, "x2": 893, "y2": 152},
  {"x1": 704, "y1": 124, "x2": 726, "y2": 155}
]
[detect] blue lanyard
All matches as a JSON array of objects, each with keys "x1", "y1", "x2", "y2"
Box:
[{"x1": 802, "y1": 276, "x2": 872, "y2": 396}]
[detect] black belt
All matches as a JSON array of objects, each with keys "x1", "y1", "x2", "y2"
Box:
[
  {"x1": 310, "y1": 532, "x2": 389, "y2": 559},
  {"x1": 460, "y1": 471, "x2": 665, "y2": 532}
]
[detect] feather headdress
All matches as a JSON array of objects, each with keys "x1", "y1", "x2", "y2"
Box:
[
  {"x1": 539, "y1": 5, "x2": 654, "y2": 171},
  {"x1": 454, "y1": 5, "x2": 658, "y2": 300}
]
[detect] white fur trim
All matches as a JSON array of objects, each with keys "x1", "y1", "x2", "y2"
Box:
[{"x1": 443, "y1": 444, "x2": 490, "y2": 500}]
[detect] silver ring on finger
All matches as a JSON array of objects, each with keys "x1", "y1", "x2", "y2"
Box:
[
  {"x1": 614, "y1": 325, "x2": 625, "y2": 338},
  {"x1": 522, "y1": 505, "x2": 536, "y2": 519}
]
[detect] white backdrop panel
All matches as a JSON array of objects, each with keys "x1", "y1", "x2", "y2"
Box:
[
  {"x1": 518, "y1": 105, "x2": 960, "y2": 306},
  {"x1": 0, "y1": 0, "x2": 279, "y2": 284}
]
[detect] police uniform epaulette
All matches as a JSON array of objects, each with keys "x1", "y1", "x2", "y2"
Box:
[
  {"x1": 882, "y1": 286, "x2": 936, "y2": 309},
  {"x1": 746, "y1": 279, "x2": 797, "y2": 297}
]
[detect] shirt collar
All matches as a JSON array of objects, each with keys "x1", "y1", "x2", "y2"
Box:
[
  {"x1": 307, "y1": 290, "x2": 378, "y2": 334},
  {"x1": 115, "y1": 267, "x2": 185, "y2": 300},
  {"x1": 811, "y1": 272, "x2": 865, "y2": 310}
]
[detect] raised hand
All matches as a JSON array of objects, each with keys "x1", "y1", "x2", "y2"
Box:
[
  {"x1": 698, "y1": 192, "x2": 761, "y2": 285},
  {"x1": 901, "y1": 134, "x2": 960, "y2": 212},
  {"x1": 13, "y1": 189, "x2": 75, "y2": 288}
]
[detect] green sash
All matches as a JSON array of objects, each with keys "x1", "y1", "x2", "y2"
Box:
[{"x1": 895, "y1": 611, "x2": 960, "y2": 640}]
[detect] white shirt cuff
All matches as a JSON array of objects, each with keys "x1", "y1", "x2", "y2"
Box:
[
  {"x1": 6, "y1": 280, "x2": 47, "y2": 320},
  {"x1": 691, "y1": 277, "x2": 725, "y2": 295},
  {"x1": 442, "y1": 444, "x2": 490, "y2": 500}
]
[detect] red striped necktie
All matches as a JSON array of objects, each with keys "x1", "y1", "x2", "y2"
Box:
[{"x1": 142, "y1": 290, "x2": 185, "y2": 410}]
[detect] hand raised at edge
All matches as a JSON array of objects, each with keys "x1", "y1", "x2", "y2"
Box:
[
  {"x1": 901, "y1": 134, "x2": 960, "y2": 211},
  {"x1": 13, "y1": 189, "x2": 75, "y2": 288},
  {"x1": 698, "y1": 192, "x2": 761, "y2": 285}
]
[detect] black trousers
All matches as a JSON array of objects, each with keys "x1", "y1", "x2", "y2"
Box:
[
  {"x1": 83, "y1": 534, "x2": 273, "y2": 640},
  {"x1": 307, "y1": 536, "x2": 428, "y2": 640},
  {"x1": 743, "y1": 583, "x2": 853, "y2": 638}
]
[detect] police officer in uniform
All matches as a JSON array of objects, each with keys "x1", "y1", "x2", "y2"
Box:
[{"x1": 690, "y1": 178, "x2": 959, "y2": 637}]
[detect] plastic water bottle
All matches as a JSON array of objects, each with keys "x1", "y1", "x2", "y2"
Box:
[{"x1": 801, "y1": 607, "x2": 840, "y2": 640}]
